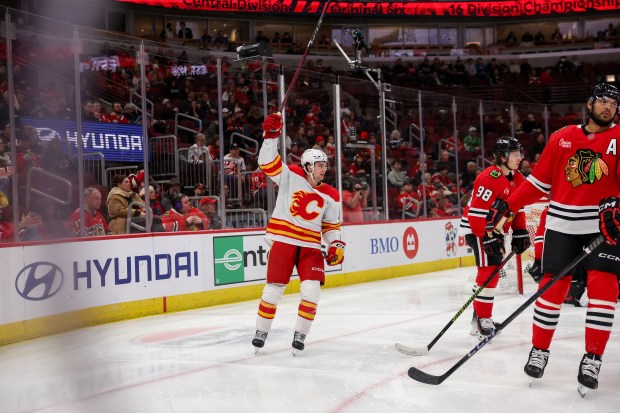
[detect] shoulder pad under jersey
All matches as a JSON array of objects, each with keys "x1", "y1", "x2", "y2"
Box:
[{"x1": 315, "y1": 183, "x2": 340, "y2": 202}]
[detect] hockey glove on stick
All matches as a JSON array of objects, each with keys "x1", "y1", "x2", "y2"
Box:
[
  {"x1": 326, "y1": 240, "x2": 346, "y2": 266},
  {"x1": 599, "y1": 196, "x2": 620, "y2": 245},
  {"x1": 262, "y1": 112, "x2": 283, "y2": 139},
  {"x1": 482, "y1": 231, "x2": 504, "y2": 257},
  {"x1": 528, "y1": 259, "x2": 543, "y2": 283},
  {"x1": 511, "y1": 228, "x2": 531, "y2": 254},
  {"x1": 486, "y1": 198, "x2": 514, "y2": 234}
]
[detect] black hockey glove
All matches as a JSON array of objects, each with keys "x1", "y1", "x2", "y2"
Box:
[
  {"x1": 511, "y1": 228, "x2": 531, "y2": 254},
  {"x1": 528, "y1": 259, "x2": 543, "y2": 283},
  {"x1": 482, "y1": 231, "x2": 505, "y2": 257},
  {"x1": 486, "y1": 198, "x2": 513, "y2": 233},
  {"x1": 599, "y1": 197, "x2": 620, "y2": 245}
]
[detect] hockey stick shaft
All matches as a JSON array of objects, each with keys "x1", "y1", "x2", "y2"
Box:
[
  {"x1": 400, "y1": 250, "x2": 516, "y2": 355},
  {"x1": 408, "y1": 234, "x2": 605, "y2": 385},
  {"x1": 279, "y1": 0, "x2": 331, "y2": 112}
]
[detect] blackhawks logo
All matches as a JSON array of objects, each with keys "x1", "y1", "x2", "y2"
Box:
[
  {"x1": 489, "y1": 170, "x2": 502, "y2": 178},
  {"x1": 564, "y1": 148, "x2": 609, "y2": 187}
]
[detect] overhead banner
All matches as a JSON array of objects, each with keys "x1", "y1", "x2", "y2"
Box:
[
  {"x1": 22, "y1": 117, "x2": 146, "y2": 163},
  {"x1": 117, "y1": 0, "x2": 620, "y2": 17}
]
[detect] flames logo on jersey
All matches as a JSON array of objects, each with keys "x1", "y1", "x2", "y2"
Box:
[
  {"x1": 564, "y1": 148, "x2": 609, "y2": 187},
  {"x1": 290, "y1": 191, "x2": 325, "y2": 220}
]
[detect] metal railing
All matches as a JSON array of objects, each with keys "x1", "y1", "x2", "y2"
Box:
[
  {"x1": 26, "y1": 167, "x2": 73, "y2": 210},
  {"x1": 225, "y1": 208, "x2": 268, "y2": 229},
  {"x1": 73, "y1": 152, "x2": 105, "y2": 186}
]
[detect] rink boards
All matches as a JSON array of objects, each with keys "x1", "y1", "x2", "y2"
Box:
[{"x1": 0, "y1": 217, "x2": 474, "y2": 345}]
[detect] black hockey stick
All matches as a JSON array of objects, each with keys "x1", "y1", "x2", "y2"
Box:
[
  {"x1": 407, "y1": 234, "x2": 605, "y2": 385},
  {"x1": 279, "y1": 0, "x2": 332, "y2": 111},
  {"x1": 395, "y1": 250, "x2": 516, "y2": 356}
]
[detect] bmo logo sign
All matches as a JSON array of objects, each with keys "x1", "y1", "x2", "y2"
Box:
[{"x1": 403, "y1": 227, "x2": 419, "y2": 260}]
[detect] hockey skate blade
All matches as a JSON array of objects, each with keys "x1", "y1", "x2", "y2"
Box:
[
  {"x1": 578, "y1": 384, "x2": 588, "y2": 398},
  {"x1": 292, "y1": 349, "x2": 302, "y2": 357},
  {"x1": 395, "y1": 342, "x2": 428, "y2": 356}
]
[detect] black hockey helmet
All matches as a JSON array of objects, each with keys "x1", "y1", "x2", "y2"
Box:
[
  {"x1": 588, "y1": 83, "x2": 619, "y2": 126},
  {"x1": 493, "y1": 136, "x2": 522, "y2": 163},
  {"x1": 591, "y1": 83, "x2": 620, "y2": 104}
]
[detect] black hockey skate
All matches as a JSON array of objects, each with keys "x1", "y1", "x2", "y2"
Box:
[
  {"x1": 252, "y1": 330, "x2": 268, "y2": 354},
  {"x1": 524, "y1": 346, "x2": 550, "y2": 384},
  {"x1": 577, "y1": 353, "x2": 602, "y2": 397},
  {"x1": 292, "y1": 331, "x2": 306, "y2": 355}
]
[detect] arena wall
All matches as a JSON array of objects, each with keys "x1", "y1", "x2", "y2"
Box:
[{"x1": 0, "y1": 218, "x2": 474, "y2": 345}]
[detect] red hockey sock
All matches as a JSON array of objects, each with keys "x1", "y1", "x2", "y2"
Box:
[
  {"x1": 473, "y1": 266, "x2": 500, "y2": 318},
  {"x1": 585, "y1": 270, "x2": 618, "y2": 355},
  {"x1": 532, "y1": 273, "x2": 571, "y2": 350}
]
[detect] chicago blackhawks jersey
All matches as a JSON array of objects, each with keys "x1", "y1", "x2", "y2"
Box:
[
  {"x1": 258, "y1": 139, "x2": 341, "y2": 249},
  {"x1": 460, "y1": 165, "x2": 527, "y2": 238},
  {"x1": 509, "y1": 124, "x2": 620, "y2": 234}
]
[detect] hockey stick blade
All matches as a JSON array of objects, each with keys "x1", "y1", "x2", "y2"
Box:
[
  {"x1": 395, "y1": 342, "x2": 428, "y2": 356},
  {"x1": 406, "y1": 235, "x2": 605, "y2": 385},
  {"x1": 396, "y1": 251, "x2": 515, "y2": 357},
  {"x1": 407, "y1": 367, "x2": 444, "y2": 385}
]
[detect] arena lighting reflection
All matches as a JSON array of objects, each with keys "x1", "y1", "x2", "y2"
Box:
[{"x1": 116, "y1": 0, "x2": 620, "y2": 17}]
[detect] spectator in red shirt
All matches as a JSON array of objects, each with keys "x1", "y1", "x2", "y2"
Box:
[
  {"x1": 162, "y1": 194, "x2": 209, "y2": 231},
  {"x1": 418, "y1": 172, "x2": 434, "y2": 200},
  {"x1": 342, "y1": 179, "x2": 368, "y2": 223},
  {"x1": 396, "y1": 181, "x2": 420, "y2": 217},
  {"x1": 102, "y1": 101, "x2": 129, "y2": 123},
  {"x1": 349, "y1": 153, "x2": 369, "y2": 176},
  {"x1": 539, "y1": 67, "x2": 556, "y2": 85},
  {"x1": 67, "y1": 187, "x2": 110, "y2": 236}
]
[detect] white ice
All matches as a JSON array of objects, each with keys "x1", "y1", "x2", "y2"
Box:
[{"x1": 0, "y1": 267, "x2": 618, "y2": 413}]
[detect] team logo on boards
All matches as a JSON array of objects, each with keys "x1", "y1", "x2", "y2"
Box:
[
  {"x1": 213, "y1": 235, "x2": 269, "y2": 285},
  {"x1": 564, "y1": 148, "x2": 608, "y2": 188},
  {"x1": 15, "y1": 262, "x2": 64, "y2": 301},
  {"x1": 289, "y1": 191, "x2": 325, "y2": 220},
  {"x1": 402, "y1": 226, "x2": 419, "y2": 260},
  {"x1": 445, "y1": 222, "x2": 457, "y2": 257}
]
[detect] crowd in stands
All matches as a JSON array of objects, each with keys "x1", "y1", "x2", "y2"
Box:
[{"x1": 0, "y1": 21, "x2": 618, "y2": 241}]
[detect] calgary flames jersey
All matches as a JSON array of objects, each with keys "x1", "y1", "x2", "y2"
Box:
[
  {"x1": 509, "y1": 124, "x2": 620, "y2": 234},
  {"x1": 460, "y1": 165, "x2": 526, "y2": 238},
  {"x1": 258, "y1": 139, "x2": 342, "y2": 249}
]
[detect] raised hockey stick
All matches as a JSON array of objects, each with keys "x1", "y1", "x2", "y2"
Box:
[
  {"x1": 279, "y1": 0, "x2": 332, "y2": 111},
  {"x1": 407, "y1": 234, "x2": 605, "y2": 385},
  {"x1": 395, "y1": 250, "x2": 516, "y2": 356}
]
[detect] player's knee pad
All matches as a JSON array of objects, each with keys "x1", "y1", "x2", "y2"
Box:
[
  {"x1": 539, "y1": 273, "x2": 571, "y2": 305},
  {"x1": 587, "y1": 270, "x2": 619, "y2": 303},
  {"x1": 262, "y1": 283, "x2": 286, "y2": 305},
  {"x1": 476, "y1": 265, "x2": 500, "y2": 289},
  {"x1": 300, "y1": 280, "x2": 321, "y2": 304}
]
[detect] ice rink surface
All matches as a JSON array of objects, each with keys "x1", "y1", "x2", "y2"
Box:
[{"x1": 1, "y1": 267, "x2": 618, "y2": 413}]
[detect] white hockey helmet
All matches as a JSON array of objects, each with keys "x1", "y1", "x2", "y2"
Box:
[{"x1": 300, "y1": 148, "x2": 329, "y2": 173}]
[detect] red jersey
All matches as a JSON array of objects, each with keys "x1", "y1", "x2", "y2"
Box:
[
  {"x1": 460, "y1": 165, "x2": 527, "y2": 238},
  {"x1": 509, "y1": 124, "x2": 620, "y2": 234},
  {"x1": 249, "y1": 170, "x2": 267, "y2": 192},
  {"x1": 0, "y1": 220, "x2": 15, "y2": 242},
  {"x1": 397, "y1": 191, "x2": 420, "y2": 210},
  {"x1": 162, "y1": 208, "x2": 209, "y2": 231},
  {"x1": 67, "y1": 208, "x2": 109, "y2": 236}
]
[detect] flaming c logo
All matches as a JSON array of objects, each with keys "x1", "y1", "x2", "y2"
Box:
[{"x1": 290, "y1": 191, "x2": 325, "y2": 220}]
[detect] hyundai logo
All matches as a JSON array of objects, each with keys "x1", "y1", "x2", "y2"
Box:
[{"x1": 15, "y1": 262, "x2": 63, "y2": 301}]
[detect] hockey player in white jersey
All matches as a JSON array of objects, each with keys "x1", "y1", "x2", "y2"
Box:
[{"x1": 252, "y1": 113, "x2": 344, "y2": 354}]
